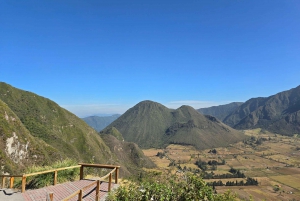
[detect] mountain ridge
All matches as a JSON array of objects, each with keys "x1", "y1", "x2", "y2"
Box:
[
  {"x1": 223, "y1": 85, "x2": 300, "y2": 135},
  {"x1": 198, "y1": 102, "x2": 243, "y2": 121},
  {"x1": 102, "y1": 100, "x2": 246, "y2": 149}
]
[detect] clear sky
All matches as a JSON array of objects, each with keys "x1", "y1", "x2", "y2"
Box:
[{"x1": 1, "y1": 1, "x2": 299, "y2": 117}]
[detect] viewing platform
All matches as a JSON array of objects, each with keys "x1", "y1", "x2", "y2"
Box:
[{"x1": 0, "y1": 163, "x2": 120, "y2": 201}]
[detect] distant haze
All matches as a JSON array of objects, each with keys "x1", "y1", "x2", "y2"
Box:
[{"x1": 63, "y1": 100, "x2": 234, "y2": 117}]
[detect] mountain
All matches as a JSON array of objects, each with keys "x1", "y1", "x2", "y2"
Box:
[
  {"x1": 82, "y1": 114, "x2": 121, "y2": 132},
  {"x1": 223, "y1": 85, "x2": 300, "y2": 135},
  {"x1": 197, "y1": 102, "x2": 243, "y2": 121},
  {"x1": 0, "y1": 82, "x2": 112, "y2": 172},
  {"x1": 102, "y1": 100, "x2": 246, "y2": 150},
  {"x1": 0, "y1": 99, "x2": 60, "y2": 173},
  {"x1": 0, "y1": 82, "x2": 153, "y2": 176}
]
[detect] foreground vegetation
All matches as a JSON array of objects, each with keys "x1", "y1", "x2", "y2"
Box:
[{"x1": 107, "y1": 171, "x2": 236, "y2": 201}]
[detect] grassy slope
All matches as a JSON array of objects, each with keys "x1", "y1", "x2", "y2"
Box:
[
  {"x1": 0, "y1": 99, "x2": 60, "y2": 173},
  {"x1": 0, "y1": 82, "x2": 111, "y2": 165},
  {"x1": 106, "y1": 101, "x2": 174, "y2": 148},
  {"x1": 165, "y1": 106, "x2": 245, "y2": 149},
  {"x1": 100, "y1": 132, "x2": 156, "y2": 177}
]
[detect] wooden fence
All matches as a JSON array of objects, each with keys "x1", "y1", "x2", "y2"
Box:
[{"x1": 0, "y1": 163, "x2": 120, "y2": 200}]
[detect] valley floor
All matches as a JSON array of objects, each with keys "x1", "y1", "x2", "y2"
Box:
[{"x1": 143, "y1": 129, "x2": 300, "y2": 200}]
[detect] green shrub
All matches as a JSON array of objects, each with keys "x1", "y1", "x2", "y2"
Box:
[{"x1": 106, "y1": 172, "x2": 236, "y2": 201}]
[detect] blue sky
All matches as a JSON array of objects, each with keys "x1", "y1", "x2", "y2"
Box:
[{"x1": 1, "y1": 1, "x2": 300, "y2": 117}]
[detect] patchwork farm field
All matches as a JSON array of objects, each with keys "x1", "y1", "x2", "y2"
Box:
[{"x1": 143, "y1": 129, "x2": 300, "y2": 200}]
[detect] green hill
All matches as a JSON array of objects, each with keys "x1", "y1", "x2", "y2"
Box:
[
  {"x1": 0, "y1": 83, "x2": 110, "y2": 162},
  {"x1": 102, "y1": 100, "x2": 246, "y2": 149},
  {"x1": 223, "y1": 85, "x2": 300, "y2": 135},
  {"x1": 0, "y1": 82, "x2": 154, "y2": 176},
  {"x1": 0, "y1": 99, "x2": 61, "y2": 174},
  {"x1": 0, "y1": 82, "x2": 111, "y2": 164}
]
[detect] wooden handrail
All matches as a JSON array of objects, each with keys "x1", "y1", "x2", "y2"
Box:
[
  {"x1": 0, "y1": 175, "x2": 23, "y2": 177},
  {"x1": 62, "y1": 189, "x2": 81, "y2": 201},
  {"x1": 1, "y1": 175, "x2": 23, "y2": 189},
  {"x1": 78, "y1": 163, "x2": 120, "y2": 169},
  {"x1": 24, "y1": 165, "x2": 81, "y2": 177},
  {"x1": 98, "y1": 167, "x2": 116, "y2": 180},
  {"x1": 81, "y1": 180, "x2": 98, "y2": 191},
  {"x1": 79, "y1": 163, "x2": 120, "y2": 184},
  {"x1": 62, "y1": 180, "x2": 100, "y2": 201},
  {"x1": 21, "y1": 165, "x2": 81, "y2": 192}
]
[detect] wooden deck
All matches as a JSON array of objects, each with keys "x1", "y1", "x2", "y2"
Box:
[
  {"x1": 22, "y1": 179, "x2": 118, "y2": 201},
  {"x1": 1, "y1": 163, "x2": 120, "y2": 201}
]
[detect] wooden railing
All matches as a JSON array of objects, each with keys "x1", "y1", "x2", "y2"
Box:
[
  {"x1": 60, "y1": 180, "x2": 100, "y2": 201},
  {"x1": 0, "y1": 163, "x2": 120, "y2": 198},
  {"x1": 0, "y1": 175, "x2": 23, "y2": 189},
  {"x1": 60, "y1": 164, "x2": 120, "y2": 201}
]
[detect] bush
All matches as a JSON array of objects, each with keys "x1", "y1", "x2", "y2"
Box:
[{"x1": 106, "y1": 172, "x2": 236, "y2": 201}]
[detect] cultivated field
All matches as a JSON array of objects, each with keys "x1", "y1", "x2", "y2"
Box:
[{"x1": 143, "y1": 129, "x2": 300, "y2": 200}]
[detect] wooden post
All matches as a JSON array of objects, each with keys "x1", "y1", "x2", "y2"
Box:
[
  {"x1": 47, "y1": 192, "x2": 54, "y2": 201},
  {"x1": 95, "y1": 180, "x2": 100, "y2": 201},
  {"x1": 108, "y1": 173, "x2": 112, "y2": 192},
  {"x1": 54, "y1": 170, "x2": 57, "y2": 185},
  {"x1": 9, "y1": 177, "x2": 14, "y2": 188},
  {"x1": 80, "y1": 165, "x2": 84, "y2": 180},
  {"x1": 78, "y1": 189, "x2": 83, "y2": 201},
  {"x1": 115, "y1": 167, "x2": 119, "y2": 184},
  {"x1": 22, "y1": 175, "x2": 26, "y2": 193},
  {"x1": 2, "y1": 177, "x2": 5, "y2": 188}
]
